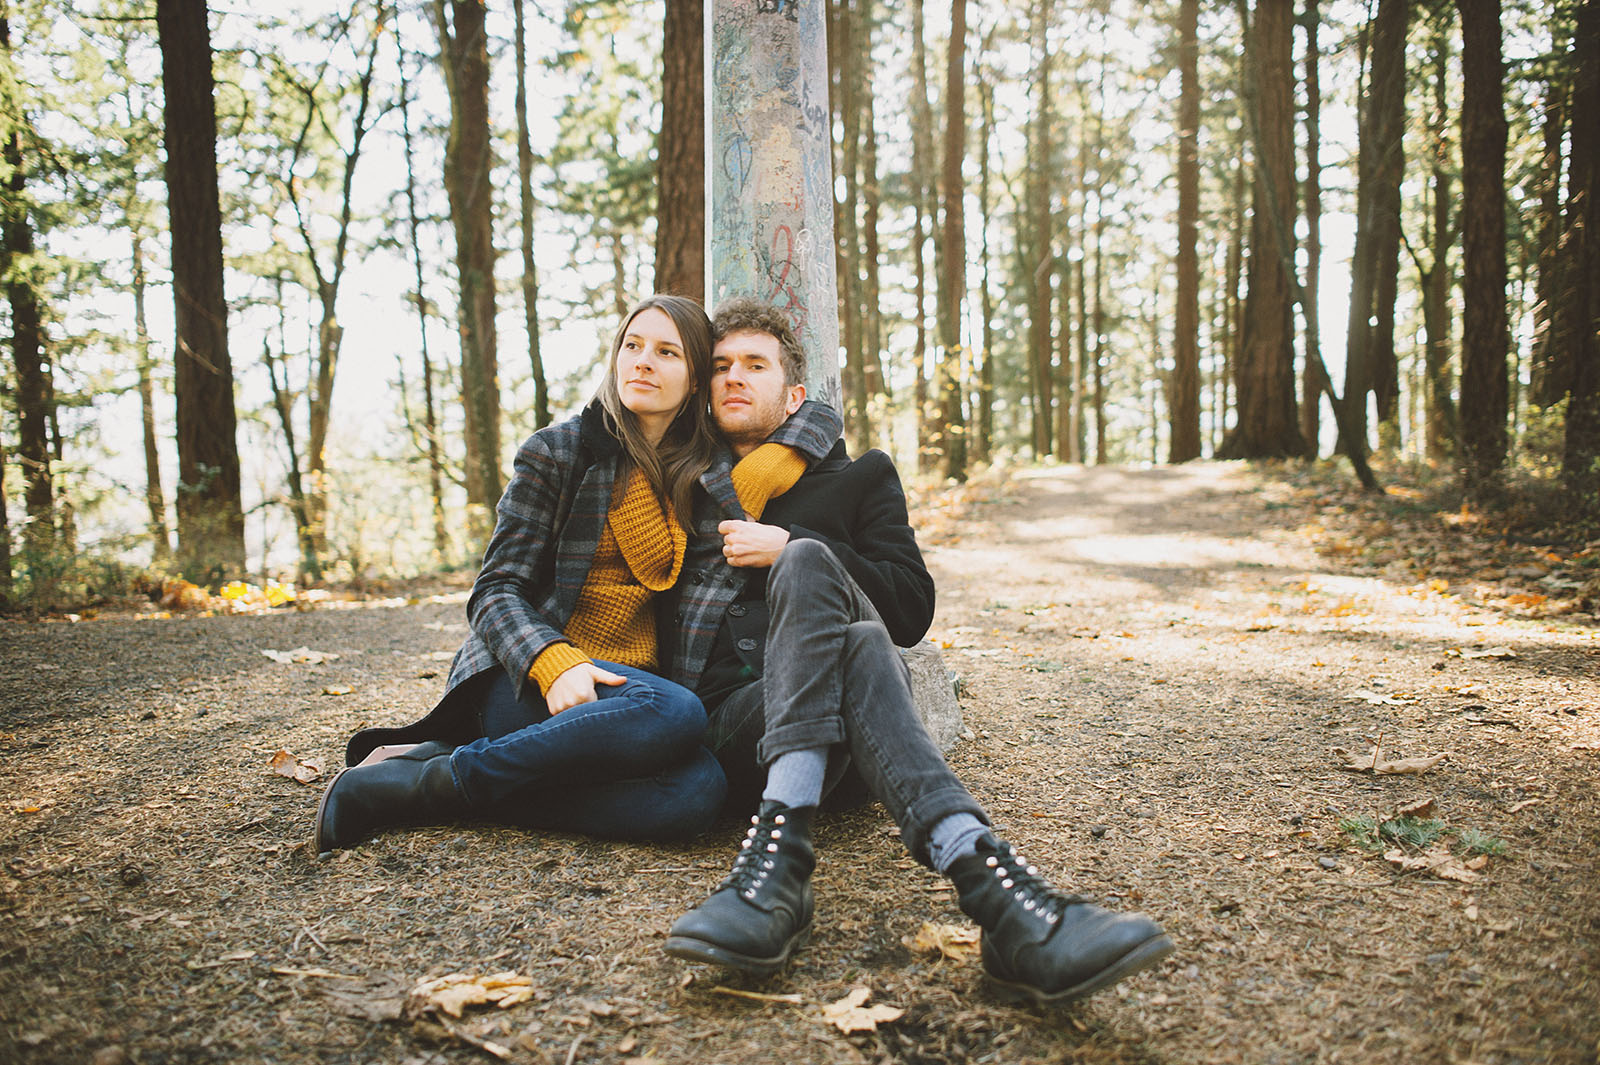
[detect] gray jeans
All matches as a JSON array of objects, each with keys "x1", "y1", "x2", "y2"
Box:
[{"x1": 703, "y1": 538, "x2": 989, "y2": 867}]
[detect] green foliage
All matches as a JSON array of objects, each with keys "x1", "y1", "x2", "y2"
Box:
[
  {"x1": 1380, "y1": 816, "x2": 1447, "y2": 849},
  {"x1": 1339, "y1": 815, "x2": 1383, "y2": 852},
  {"x1": 1456, "y1": 828, "x2": 1507, "y2": 856}
]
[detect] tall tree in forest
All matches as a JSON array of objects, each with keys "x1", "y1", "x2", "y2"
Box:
[
  {"x1": 1416, "y1": 9, "x2": 1458, "y2": 462},
  {"x1": 973, "y1": 50, "x2": 996, "y2": 465},
  {"x1": 909, "y1": 0, "x2": 936, "y2": 468},
  {"x1": 1560, "y1": 0, "x2": 1599, "y2": 503},
  {"x1": 654, "y1": 0, "x2": 702, "y2": 301},
  {"x1": 1220, "y1": 0, "x2": 1305, "y2": 459},
  {"x1": 130, "y1": 227, "x2": 171, "y2": 563},
  {"x1": 1169, "y1": 0, "x2": 1202, "y2": 462},
  {"x1": 156, "y1": 0, "x2": 246, "y2": 580},
  {"x1": 281, "y1": 2, "x2": 388, "y2": 576},
  {"x1": 1343, "y1": 0, "x2": 1408, "y2": 452},
  {"x1": 0, "y1": 437, "x2": 9, "y2": 604},
  {"x1": 859, "y1": 9, "x2": 886, "y2": 426},
  {"x1": 514, "y1": 0, "x2": 549, "y2": 427},
  {"x1": 397, "y1": 28, "x2": 450, "y2": 562},
  {"x1": 936, "y1": 0, "x2": 969, "y2": 481},
  {"x1": 2, "y1": 9, "x2": 52, "y2": 565},
  {"x1": 1299, "y1": 0, "x2": 1328, "y2": 457},
  {"x1": 434, "y1": 0, "x2": 501, "y2": 535},
  {"x1": 1456, "y1": 0, "x2": 1510, "y2": 498},
  {"x1": 1530, "y1": 16, "x2": 1573, "y2": 410},
  {"x1": 831, "y1": 0, "x2": 868, "y2": 452},
  {"x1": 1024, "y1": 0, "x2": 1054, "y2": 458}
]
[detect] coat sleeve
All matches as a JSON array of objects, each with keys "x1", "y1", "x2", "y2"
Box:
[
  {"x1": 464, "y1": 430, "x2": 576, "y2": 696},
  {"x1": 786, "y1": 450, "x2": 936, "y2": 646}
]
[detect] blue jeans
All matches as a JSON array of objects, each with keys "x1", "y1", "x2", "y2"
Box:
[
  {"x1": 705, "y1": 539, "x2": 989, "y2": 866},
  {"x1": 451, "y1": 663, "x2": 726, "y2": 841}
]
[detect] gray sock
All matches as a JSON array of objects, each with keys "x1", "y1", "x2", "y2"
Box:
[
  {"x1": 762, "y1": 748, "x2": 828, "y2": 810},
  {"x1": 928, "y1": 813, "x2": 989, "y2": 873}
]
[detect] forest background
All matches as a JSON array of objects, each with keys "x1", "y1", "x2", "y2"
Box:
[{"x1": 0, "y1": 0, "x2": 1595, "y2": 610}]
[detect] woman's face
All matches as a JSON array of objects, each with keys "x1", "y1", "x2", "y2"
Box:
[{"x1": 615, "y1": 307, "x2": 694, "y2": 441}]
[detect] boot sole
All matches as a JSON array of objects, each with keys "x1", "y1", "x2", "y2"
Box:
[
  {"x1": 310, "y1": 767, "x2": 352, "y2": 855},
  {"x1": 663, "y1": 922, "x2": 812, "y2": 976},
  {"x1": 985, "y1": 932, "x2": 1176, "y2": 1006}
]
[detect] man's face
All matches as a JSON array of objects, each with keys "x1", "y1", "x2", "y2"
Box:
[{"x1": 711, "y1": 330, "x2": 805, "y2": 451}]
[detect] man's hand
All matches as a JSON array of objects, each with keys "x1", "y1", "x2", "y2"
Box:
[
  {"x1": 719, "y1": 519, "x2": 791, "y2": 568},
  {"x1": 545, "y1": 662, "x2": 626, "y2": 714}
]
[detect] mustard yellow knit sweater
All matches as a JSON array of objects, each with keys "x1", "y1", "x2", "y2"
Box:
[{"x1": 528, "y1": 443, "x2": 807, "y2": 694}]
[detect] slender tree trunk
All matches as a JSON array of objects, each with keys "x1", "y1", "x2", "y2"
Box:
[
  {"x1": 1423, "y1": 14, "x2": 1459, "y2": 462},
  {"x1": 157, "y1": 0, "x2": 245, "y2": 581},
  {"x1": 398, "y1": 29, "x2": 450, "y2": 563},
  {"x1": 834, "y1": 0, "x2": 868, "y2": 453},
  {"x1": 936, "y1": 0, "x2": 968, "y2": 481},
  {"x1": 130, "y1": 229, "x2": 172, "y2": 563},
  {"x1": 1170, "y1": 0, "x2": 1202, "y2": 462},
  {"x1": 1222, "y1": 152, "x2": 1246, "y2": 450},
  {"x1": 656, "y1": 0, "x2": 704, "y2": 302},
  {"x1": 263, "y1": 309, "x2": 319, "y2": 582},
  {"x1": 861, "y1": 16, "x2": 886, "y2": 413},
  {"x1": 434, "y1": 0, "x2": 502, "y2": 538},
  {"x1": 1220, "y1": 0, "x2": 1305, "y2": 459},
  {"x1": 1530, "y1": 20, "x2": 1573, "y2": 410},
  {"x1": 1299, "y1": 0, "x2": 1325, "y2": 457},
  {"x1": 1371, "y1": 0, "x2": 1408, "y2": 450},
  {"x1": 1560, "y1": 0, "x2": 1599, "y2": 502},
  {"x1": 974, "y1": 68, "x2": 995, "y2": 464},
  {"x1": 1074, "y1": 113, "x2": 1090, "y2": 461},
  {"x1": 910, "y1": 0, "x2": 935, "y2": 468},
  {"x1": 1456, "y1": 0, "x2": 1510, "y2": 498},
  {"x1": 515, "y1": 0, "x2": 549, "y2": 427},
  {"x1": 1025, "y1": 0, "x2": 1054, "y2": 458},
  {"x1": 0, "y1": 437, "x2": 10, "y2": 605}
]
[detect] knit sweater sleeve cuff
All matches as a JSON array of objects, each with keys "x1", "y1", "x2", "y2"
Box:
[{"x1": 528, "y1": 641, "x2": 593, "y2": 695}]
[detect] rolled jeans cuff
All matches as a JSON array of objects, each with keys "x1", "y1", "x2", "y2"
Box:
[
  {"x1": 899, "y1": 784, "x2": 991, "y2": 868},
  {"x1": 757, "y1": 717, "x2": 848, "y2": 767}
]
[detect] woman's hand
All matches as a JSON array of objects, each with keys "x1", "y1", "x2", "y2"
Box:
[{"x1": 545, "y1": 662, "x2": 627, "y2": 714}]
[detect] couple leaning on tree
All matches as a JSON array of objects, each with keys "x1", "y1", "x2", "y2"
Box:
[{"x1": 312, "y1": 294, "x2": 1173, "y2": 1005}]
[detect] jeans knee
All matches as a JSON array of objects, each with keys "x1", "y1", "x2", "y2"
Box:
[
  {"x1": 771, "y1": 537, "x2": 840, "y2": 591},
  {"x1": 639, "y1": 751, "x2": 727, "y2": 839}
]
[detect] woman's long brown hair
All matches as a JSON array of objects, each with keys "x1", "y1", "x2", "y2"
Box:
[{"x1": 596, "y1": 294, "x2": 718, "y2": 522}]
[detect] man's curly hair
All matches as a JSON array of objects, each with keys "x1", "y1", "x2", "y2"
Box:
[{"x1": 710, "y1": 297, "x2": 807, "y2": 388}]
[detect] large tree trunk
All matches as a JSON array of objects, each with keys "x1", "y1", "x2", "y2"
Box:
[
  {"x1": 434, "y1": 0, "x2": 502, "y2": 539},
  {"x1": 1219, "y1": 0, "x2": 1305, "y2": 459},
  {"x1": 655, "y1": 0, "x2": 704, "y2": 302},
  {"x1": 936, "y1": 0, "x2": 968, "y2": 481},
  {"x1": 1560, "y1": 0, "x2": 1600, "y2": 503},
  {"x1": 1025, "y1": 0, "x2": 1054, "y2": 458},
  {"x1": 1456, "y1": 0, "x2": 1510, "y2": 498},
  {"x1": 860, "y1": 18, "x2": 886, "y2": 417},
  {"x1": 156, "y1": 0, "x2": 245, "y2": 581},
  {"x1": 3, "y1": 10, "x2": 53, "y2": 565},
  {"x1": 514, "y1": 0, "x2": 549, "y2": 427},
  {"x1": 832, "y1": 0, "x2": 868, "y2": 453},
  {"x1": 1170, "y1": 0, "x2": 1202, "y2": 462}
]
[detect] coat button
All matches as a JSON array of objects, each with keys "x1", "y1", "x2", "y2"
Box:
[
  {"x1": 728, "y1": 604, "x2": 747, "y2": 617},
  {"x1": 736, "y1": 638, "x2": 758, "y2": 652}
]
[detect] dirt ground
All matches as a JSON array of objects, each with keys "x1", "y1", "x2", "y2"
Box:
[{"x1": 2, "y1": 462, "x2": 1597, "y2": 1065}]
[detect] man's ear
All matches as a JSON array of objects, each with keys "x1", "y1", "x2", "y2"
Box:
[{"x1": 784, "y1": 383, "x2": 806, "y2": 416}]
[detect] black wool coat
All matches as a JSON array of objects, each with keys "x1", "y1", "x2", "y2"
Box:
[{"x1": 689, "y1": 439, "x2": 936, "y2": 709}]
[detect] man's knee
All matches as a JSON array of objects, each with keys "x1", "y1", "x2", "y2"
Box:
[{"x1": 771, "y1": 537, "x2": 841, "y2": 587}]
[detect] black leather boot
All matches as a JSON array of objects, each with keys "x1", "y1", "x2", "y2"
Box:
[
  {"x1": 948, "y1": 833, "x2": 1174, "y2": 1004},
  {"x1": 312, "y1": 742, "x2": 465, "y2": 853},
  {"x1": 664, "y1": 801, "x2": 816, "y2": 974}
]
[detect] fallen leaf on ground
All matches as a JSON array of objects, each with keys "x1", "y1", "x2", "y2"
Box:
[
  {"x1": 1383, "y1": 846, "x2": 1479, "y2": 883},
  {"x1": 316, "y1": 973, "x2": 409, "y2": 1022},
  {"x1": 1348, "y1": 689, "x2": 1415, "y2": 706},
  {"x1": 322, "y1": 686, "x2": 354, "y2": 696},
  {"x1": 1450, "y1": 645, "x2": 1517, "y2": 660},
  {"x1": 261, "y1": 646, "x2": 340, "y2": 665},
  {"x1": 819, "y1": 988, "x2": 903, "y2": 1033},
  {"x1": 1339, "y1": 747, "x2": 1448, "y2": 775},
  {"x1": 901, "y1": 921, "x2": 981, "y2": 960},
  {"x1": 1395, "y1": 798, "x2": 1438, "y2": 819},
  {"x1": 406, "y1": 971, "x2": 536, "y2": 1019},
  {"x1": 267, "y1": 749, "x2": 322, "y2": 785}
]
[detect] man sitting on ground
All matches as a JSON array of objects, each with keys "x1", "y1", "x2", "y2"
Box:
[{"x1": 662, "y1": 298, "x2": 1175, "y2": 1004}]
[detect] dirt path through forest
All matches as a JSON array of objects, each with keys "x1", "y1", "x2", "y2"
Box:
[{"x1": 2, "y1": 462, "x2": 1597, "y2": 1065}]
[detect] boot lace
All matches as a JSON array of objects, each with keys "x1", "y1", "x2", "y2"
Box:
[
  {"x1": 984, "y1": 841, "x2": 1087, "y2": 926},
  {"x1": 719, "y1": 809, "x2": 791, "y2": 901}
]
